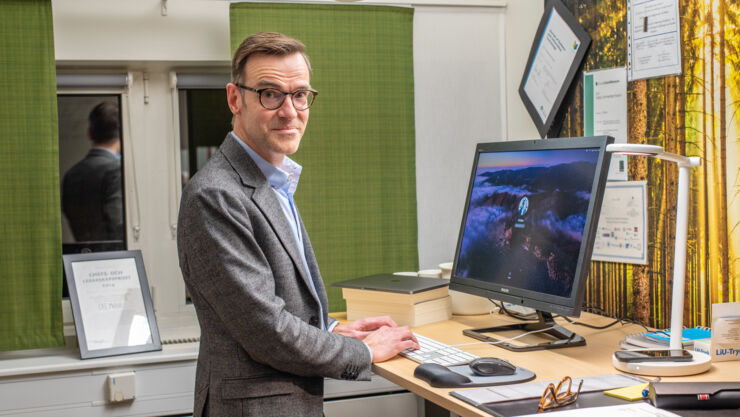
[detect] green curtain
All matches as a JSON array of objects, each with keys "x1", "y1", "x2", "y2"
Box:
[
  {"x1": 0, "y1": 0, "x2": 63, "y2": 350},
  {"x1": 230, "y1": 3, "x2": 418, "y2": 312}
]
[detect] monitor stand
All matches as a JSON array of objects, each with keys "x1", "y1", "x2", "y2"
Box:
[{"x1": 462, "y1": 311, "x2": 585, "y2": 352}]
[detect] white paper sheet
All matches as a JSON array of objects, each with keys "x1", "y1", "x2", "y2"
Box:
[
  {"x1": 517, "y1": 402, "x2": 680, "y2": 417},
  {"x1": 583, "y1": 67, "x2": 628, "y2": 181},
  {"x1": 72, "y1": 258, "x2": 152, "y2": 351},
  {"x1": 627, "y1": 0, "x2": 682, "y2": 81},
  {"x1": 592, "y1": 181, "x2": 648, "y2": 265}
]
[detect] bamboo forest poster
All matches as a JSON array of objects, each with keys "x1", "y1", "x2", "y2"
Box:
[{"x1": 555, "y1": 0, "x2": 739, "y2": 327}]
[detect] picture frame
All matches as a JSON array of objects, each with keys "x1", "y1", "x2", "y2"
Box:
[{"x1": 62, "y1": 250, "x2": 161, "y2": 359}]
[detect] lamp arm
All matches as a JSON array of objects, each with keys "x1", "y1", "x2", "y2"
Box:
[
  {"x1": 607, "y1": 143, "x2": 701, "y2": 349},
  {"x1": 669, "y1": 164, "x2": 691, "y2": 350},
  {"x1": 606, "y1": 144, "x2": 701, "y2": 168}
]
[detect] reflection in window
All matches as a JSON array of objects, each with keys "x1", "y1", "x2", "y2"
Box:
[
  {"x1": 179, "y1": 89, "x2": 232, "y2": 187},
  {"x1": 59, "y1": 95, "x2": 126, "y2": 252}
]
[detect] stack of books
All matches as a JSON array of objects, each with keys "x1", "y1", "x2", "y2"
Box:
[
  {"x1": 334, "y1": 274, "x2": 452, "y2": 327},
  {"x1": 619, "y1": 327, "x2": 711, "y2": 350}
]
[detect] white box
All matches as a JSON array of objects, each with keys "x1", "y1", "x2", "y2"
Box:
[
  {"x1": 693, "y1": 338, "x2": 740, "y2": 362},
  {"x1": 106, "y1": 371, "x2": 136, "y2": 402}
]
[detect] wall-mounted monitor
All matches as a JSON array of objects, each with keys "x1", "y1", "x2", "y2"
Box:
[{"x1": 519, "y1": 0, "x2": 591, "y2": 138}]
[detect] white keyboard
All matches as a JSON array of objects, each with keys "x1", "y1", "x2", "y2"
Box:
[{"x1": 400, "y1": 333, "x2": 478, "y2": 366}]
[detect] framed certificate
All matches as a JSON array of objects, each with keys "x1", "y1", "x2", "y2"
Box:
[{"x1": 63, "y1": 250, "x2": 161, "y2": 359}]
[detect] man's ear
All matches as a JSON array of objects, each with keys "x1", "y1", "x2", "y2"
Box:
[{"x1": 226, "y1": 83, "x2": 242, "y2": 115}]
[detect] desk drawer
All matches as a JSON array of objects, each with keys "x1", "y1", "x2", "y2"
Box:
[
  {"x1": 0, "y1": 361, "x2": 195, "y2": 417},
  {"x1": 324, "y1": 391, "x2": 417, "y2": 417}
]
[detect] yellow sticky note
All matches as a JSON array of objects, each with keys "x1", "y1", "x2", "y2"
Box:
[{"x1": 603, "y1": 383, "x2": 649, "y2": 401}]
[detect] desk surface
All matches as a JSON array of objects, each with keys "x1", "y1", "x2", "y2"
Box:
[{"x1": 365, "y1": 312, "x2": 740, "y2": 417}]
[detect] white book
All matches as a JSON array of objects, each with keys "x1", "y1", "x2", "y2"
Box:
[{"x1": 346, "y1": 296, "x2": 451, "y2": 327}]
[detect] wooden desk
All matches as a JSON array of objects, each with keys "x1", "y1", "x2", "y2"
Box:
[{"x1": 367, "y1": 312, "x2": 740, "y2": 417}]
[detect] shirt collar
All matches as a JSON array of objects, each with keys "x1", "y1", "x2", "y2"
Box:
[
  {"x1": 93, "y1": 146, "x2": 121, "y2": 160},
  {"x1": 230, "y1": 132, "x2": 302, "y2": 195}
]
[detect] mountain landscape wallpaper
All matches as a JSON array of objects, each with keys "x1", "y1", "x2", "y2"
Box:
[{"x1": 456, "y1": 150, "x2": 600, "y2": 298}]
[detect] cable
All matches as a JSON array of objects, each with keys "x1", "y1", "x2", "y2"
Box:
[
  {"x1": 491, "y1": 300, "x2": 538, "y2": 321},
  {"x1": 556, "y1": 315, "x2": 624, "y2": 330},
  {"x1": 448, "y1": 326, "x2": 557, "y2": 348},
  {"x1": 554, "y1": 303, "x2": 651, "y2": 332},
  {"x1": 488, "y1": 300, "x2": 650, "y2": 332},
  {"x1": 582, "y1": 303, "x2": 651, "y2": 332}
]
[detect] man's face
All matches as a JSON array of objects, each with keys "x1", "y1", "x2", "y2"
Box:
[{"x1": 227, "y1": 52, "x2": 311, "y2": 166}]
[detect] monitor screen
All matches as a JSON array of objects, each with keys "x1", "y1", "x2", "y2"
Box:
[{"x1": 450, "y1": 136, "x2": 612, "y2": 318}]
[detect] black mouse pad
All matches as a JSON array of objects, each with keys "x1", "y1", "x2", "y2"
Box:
[
  {"x1": 448, "y1": 364, "x2": 536, "y2": 387},
  {"x1": 415, "y1": 363, "x2": 536, "y2": 388}
]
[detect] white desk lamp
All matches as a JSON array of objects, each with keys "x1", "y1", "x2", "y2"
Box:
[{"x1": 607, "y1": 144, "x2": 711, "y2": 376}]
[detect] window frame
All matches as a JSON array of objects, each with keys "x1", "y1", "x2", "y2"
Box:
[{"x1": 57, "y1": 92, "x2": 128, "y2": 253}]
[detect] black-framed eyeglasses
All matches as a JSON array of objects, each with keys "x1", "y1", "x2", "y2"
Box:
[
  {"x1": 235, "y1": 83, "x2": 318, "y2": 111},
  {"x1": 537, "y1": 376, "x2": 583, "y2": 413}
]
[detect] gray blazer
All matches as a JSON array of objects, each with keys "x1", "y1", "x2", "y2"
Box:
[
  {"x1": 62, "y1": 148, "x2": 123, "y2": 241},
  {"x1": 177, "y1": 135, "x2": 371, "y2": 417}
]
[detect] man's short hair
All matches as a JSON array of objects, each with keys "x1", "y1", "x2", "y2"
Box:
[
  {"x1": 231, "y1": 32, "x2": 312, "y2": 85},
  {"x1": 88, "y1": 102, "x2": 120, "y2": 144}
]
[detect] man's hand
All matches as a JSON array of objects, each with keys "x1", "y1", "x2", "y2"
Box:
[
  {"x1": 363, "y1": 326, "x2": 419, "y2": 363},
  {"x1": 332, "y1": 316, "x2": 398, "y2": 340}
]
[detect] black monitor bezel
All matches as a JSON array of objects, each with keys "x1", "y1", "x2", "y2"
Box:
[
  {"x1": 518, "y1": 0, "x2": 591, "y2": 139},
  {"x1": 450, "y1": 136, "x2": 613, "y2": 317}
]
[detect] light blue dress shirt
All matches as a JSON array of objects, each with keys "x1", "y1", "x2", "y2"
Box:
[
  {"x1": 93, "y1": 145, "x2": 121, "y2": 160},
  {"x1": 231, "y1": 132, "x2": 330, "y2": 330},
  {"x1": 231, "y1": 132, "x2": 374, "y2": 360}
]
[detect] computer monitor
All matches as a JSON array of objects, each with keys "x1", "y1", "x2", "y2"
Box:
[{"x1": 450, "y1": 136, "x2": 613, "y2": 351}]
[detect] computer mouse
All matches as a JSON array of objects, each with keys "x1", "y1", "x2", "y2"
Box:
[
  {"x1": 468, "y1": 357, "x2": 516, "y2": 376},
  {"x1": 413, "y1": 363, "x2": 472, "y2": 388}
]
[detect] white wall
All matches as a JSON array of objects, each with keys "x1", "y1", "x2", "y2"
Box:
[
  {"x1": 53, "y1": 0, "x2": 230, "y2": 63},
  {"x1": 413, "y1": 0, "x2": 543, "y2": 269},
  {"x1": 504, "y1": 0, "x2": 543, "y2": 141},
  {"x1": 51, "y1": 0, "x2": 543, "y2": 314},
  {"x1": 413, "y1": 6, "x2": 507, "y2": 269}
]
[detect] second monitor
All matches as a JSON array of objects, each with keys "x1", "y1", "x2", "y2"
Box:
[{"x1": 450, "y1": 136, "x2": 613, "y2": 351}]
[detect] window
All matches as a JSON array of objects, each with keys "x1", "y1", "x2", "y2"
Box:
[
  {"x1": 179, "y1": 89, "x2": 232, "y2": 186},
  {"x1": 58, "y1": 94, "x2": 126, "y2": 296},
  {"x1": 177, "y1": 74, "x2": 232, "y2": 188}
]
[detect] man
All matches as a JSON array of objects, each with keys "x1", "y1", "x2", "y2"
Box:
[
  {"x1": 62, "y1": 101, "x2": 123, "y2": 242},
  {"x1": 177, "y1": 32, "x2": 418, "y2": 416}
]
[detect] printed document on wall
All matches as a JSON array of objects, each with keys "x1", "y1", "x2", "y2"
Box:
[
  {"x1": 592, "y1": 181, "x2": 647, "y2": 265},
  {"x1": 583, "y1": 67, "x2": 628, "y2": 181},
  {"x1": 627, "y1": 0, "x2": 681, "y2": 81}
]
